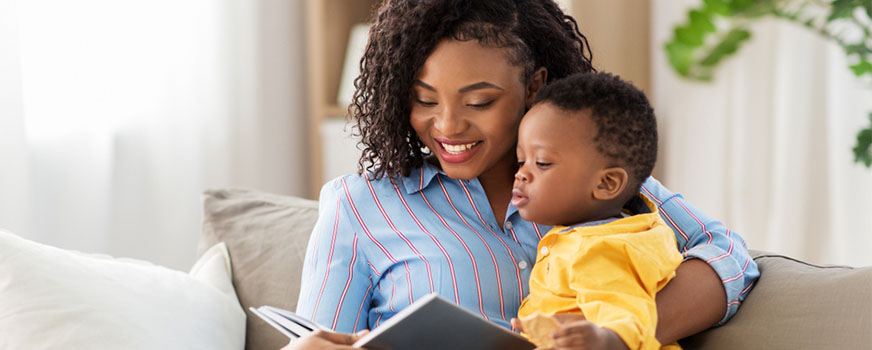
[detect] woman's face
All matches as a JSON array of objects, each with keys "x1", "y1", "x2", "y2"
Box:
[{"x1": 410, "y1": 39, "x2": 534, "y2": 180}]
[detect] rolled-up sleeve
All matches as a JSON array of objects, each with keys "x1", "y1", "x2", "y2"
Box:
[
  {"x1": 640, "y1": 177, "x2": 760, "y2": 325},
  {"x1": 296, "y1": 178, "x2": 372, "y2": 332}
]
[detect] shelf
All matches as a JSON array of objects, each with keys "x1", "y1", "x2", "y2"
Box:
[
  {"x1": 305, "y1": 0, "x2": 381, "y2": 198},
  {"x1": 324, "y1": 105, "x2": 349, "y2": 119}
]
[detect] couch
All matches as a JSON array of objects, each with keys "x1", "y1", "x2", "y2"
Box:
[
  {"x1": 199, "y1": 188, "x2": 872, "y2": 350},
  {"x1": 1, "y1": 188, "x2": 868, "y2": 349}
]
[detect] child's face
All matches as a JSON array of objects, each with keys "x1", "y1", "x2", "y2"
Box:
[{"x1": 511, "y1": 103, "x2": 611, "y2": 226}]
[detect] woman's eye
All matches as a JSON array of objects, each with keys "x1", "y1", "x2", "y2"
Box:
[
  {"x1": 467, "y1": 100, "x2": 494, "y2": 108},
  {"x1": 415, "y1": 99, "x2": 437, "y2": 107}
]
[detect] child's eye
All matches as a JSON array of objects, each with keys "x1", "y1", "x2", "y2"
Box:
[
  {"x1": 516, "y1": 160, "x2": 525, "y2": 167},
  {"x1": 536, "y1": 162, "x2": 551, "y2": 169}
]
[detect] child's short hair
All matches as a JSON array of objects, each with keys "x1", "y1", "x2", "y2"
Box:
[{"x1": 533, "y1": 72, "x2": 657, "y2": 192}]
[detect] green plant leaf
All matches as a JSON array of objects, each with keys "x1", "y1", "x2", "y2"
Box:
[
  {"x1": 729, "y1": 0, "x2": 757, "y2": 12},
  {"x1": 699, "y1": 28, "x2": 752, "y2": 67},
  {"x1": 689, "y1": 9, "x2": 717, "y2": 33},
  {"x1": 829, "y1": 0, "x2": 858, "y2": 21},
  {"x1": 853, "y1": 113, "x2": 872, "y2": 167},
  {"x1": 850, "y1": 60, "x2": 872, "y2": 77},
  {"x1": 704, "y1": 0, "x2": 731, "y2": 16},
  {"x1": 675, "y1": 25, "x2": 707, "y2": 46},
  {"x1": 665, "y1": 41, "x2": 695, "y2": 76}
]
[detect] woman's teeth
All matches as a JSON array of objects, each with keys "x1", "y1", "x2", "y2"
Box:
[{"x1": 441, "y1": 142, "x2": 478, "y2": 155}]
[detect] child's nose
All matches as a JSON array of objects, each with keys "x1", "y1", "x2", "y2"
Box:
[{"x1": 514, "y1": 170, "x2": 529, "y2": 182}]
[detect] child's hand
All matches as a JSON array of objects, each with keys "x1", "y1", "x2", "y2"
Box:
[
  {"x1": 551, "y1": 320, "x2": 627, "y2": 350},
  {"x1": 510, "y1": 317, "x2": 525, "y2": 332}
]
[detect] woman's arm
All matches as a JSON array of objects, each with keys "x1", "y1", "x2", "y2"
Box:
[
  {"x1": 641, "y1": 177, "x2": 761, "y2": 343},
  {"x1": 296, "y1": 178, "x2": 373, "y2": 333},
  {"x1": 654, "y1": 258, "x2": 725, "y2": 344}
]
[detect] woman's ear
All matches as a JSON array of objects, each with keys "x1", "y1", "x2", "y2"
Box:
[
  {"x1": 593, "y1": 167, "x2": 629, "y2": 201},
  {"x1": 525, "y1": 67, "x2": 548, "y2": 108}
]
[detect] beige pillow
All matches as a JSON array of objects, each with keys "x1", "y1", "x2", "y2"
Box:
[
  {"x1": 199, "y1": 188, "x2": 319, "y2": 350},
  {"x1": 0, "y1": 230, "x2": 245, "y2": 350},
  {"x1": 681, "y1": 250, "x2": 872, "y2": 349}
]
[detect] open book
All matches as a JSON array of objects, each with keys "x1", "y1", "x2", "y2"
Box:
[{"x1": 249, "y1": 293, "x2": 535, "y2": 350}]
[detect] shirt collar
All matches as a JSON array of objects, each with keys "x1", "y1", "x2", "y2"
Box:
[
  {"x1": 401, "y1": 161, "x2": 442, "y2": 194},
  {"x1": 556, "y1": 193, "x2": 661, "y2": 233}
]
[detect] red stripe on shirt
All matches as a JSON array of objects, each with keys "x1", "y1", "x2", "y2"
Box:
[
  {"x1": 437, "y1": 177, "x2": 492, "y2": 320},
  {"x1": 367, "y1": 177, "x2": 435, "y2": 293},
  {"x1": 353, "y1": 279, "x2": 373, "y2": 331},
  {"x1": 332, "y1": 234, "x2": 359, "y2": 329},
  {"x1": 460, "y1": 180, "x2": 523, "y2": 318},
  {"x1": 390, "y1": 179, "x2": 461, "y2": 304},
  {"x1": 532, "y1": 223, "x2": 543, "y2": 240},
  {"x1": 722, "y1": 256, "x2": 751, "y2": 284},
  {"x1": 641, "y1": 185, "x2": 690, "y2": 244},
  {"x1": 342, "y1": 178, "x2": 397, "y2": 263},
  {"x1": 675, "y1": 200, "x2": 715, "y2": 245},
  {"x1": 706, "y1": 230, "x2": 735, "y2": 264},
  {"x1": 310, "y1": 198, "x2": 341, "y2": 320}
]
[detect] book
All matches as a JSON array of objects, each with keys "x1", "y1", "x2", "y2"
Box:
[
  {"x1": 248, "y1": 305, "x2": 327, "y2": 339},
  {"x1": 250, "y1": 293, "x2": 535, "y2": 350}
]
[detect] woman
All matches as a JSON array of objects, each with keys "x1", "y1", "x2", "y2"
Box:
[{"x1": 291, "y1": 0, "x2": 759, "y2": 348}]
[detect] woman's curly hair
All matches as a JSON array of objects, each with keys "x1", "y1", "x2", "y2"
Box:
[{"x1": 350, "y1": 0, "x2": 594, "y2": 179}]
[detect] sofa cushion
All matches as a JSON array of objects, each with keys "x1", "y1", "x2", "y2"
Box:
[
  {"x1": 680, "y1": 250, "x2": 872, "y2": 349},
  {"x1": 0, "y1": 230, "x2": 245, "y2": 350},
  {"x1": 199, "y1": 188, "x2": 318, "y2": 350}
]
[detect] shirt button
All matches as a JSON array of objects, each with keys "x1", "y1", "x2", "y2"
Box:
[
  {"x1": 518, "y1": 261, "x2": 528, "y2": 269},
  {"x1": 505, "y1": 221, "x2": 513, "y2": 230},
  {"x1": 540, "y1": 246, "x2": 549, "y2": 255}
]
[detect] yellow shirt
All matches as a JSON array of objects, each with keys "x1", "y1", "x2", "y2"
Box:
[{"x1": 518, "y1": 195, "x2": 683, "y2": 350}]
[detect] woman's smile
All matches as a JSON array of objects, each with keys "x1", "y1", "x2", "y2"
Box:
[{"x1": 435, "y1": 138, "x2": 483, "y2": 163}]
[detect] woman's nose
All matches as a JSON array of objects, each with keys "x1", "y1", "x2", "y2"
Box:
[{"x1": 433, "y1": 105, "x2": 468, "y2": 136}]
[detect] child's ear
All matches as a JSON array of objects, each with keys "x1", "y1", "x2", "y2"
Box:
[
  {"x1": 525, "y1": 67, "x2": 548, "y2": 109},
  {"x1": 593, "y1": 167, "x2": 629, "y2": 201}
]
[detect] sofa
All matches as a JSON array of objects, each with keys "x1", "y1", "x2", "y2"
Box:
[
  {"x1": 199, "y1": 188, "x2": 872, "y2": 350},
  {"x1": 3, "y1": 188, "x2": 868, "y2": 349}
]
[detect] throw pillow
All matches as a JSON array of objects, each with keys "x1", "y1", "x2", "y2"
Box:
[
  {"x1": 0, "y1": 230, "x2": 246, "y2": 350},
  {"x1": 199, "y1": 188, "x2": 319, "y2": 350}
]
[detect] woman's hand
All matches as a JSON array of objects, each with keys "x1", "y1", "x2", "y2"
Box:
[{"x1": 280, "y1": 330, "x2": 369, "y2": 350}]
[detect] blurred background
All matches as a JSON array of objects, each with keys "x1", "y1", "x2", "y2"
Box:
[{"x1": 1, "y1": 0, "x2": 870, "y2": 271}]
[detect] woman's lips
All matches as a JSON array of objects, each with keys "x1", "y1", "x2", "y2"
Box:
[
  {"x1": 435, "y1": 139, "x2": 482, "y2": 163},
  {"x1": 511, "y1": 188, "x2": 528, "y2": 207}
]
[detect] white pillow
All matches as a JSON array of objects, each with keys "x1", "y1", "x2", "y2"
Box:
[{"x1": 0, "y1": 230, "x2": 246, "y2": 350}]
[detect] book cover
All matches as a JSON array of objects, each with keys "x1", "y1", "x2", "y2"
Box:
[{"x1": 251, "y1": 293, "x2": 535, "y2": 350}]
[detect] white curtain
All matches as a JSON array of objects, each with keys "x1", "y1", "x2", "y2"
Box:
[
  {"x1": 652, "y1": 0, "x2": 872, "y2": 266},
  {"x1": 0, "y1": 0, "x2": 309, "y2": 270}
]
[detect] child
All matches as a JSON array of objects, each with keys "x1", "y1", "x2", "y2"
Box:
[{"x1": 509, "y1": 72, "x2": 682, "y2": 350}]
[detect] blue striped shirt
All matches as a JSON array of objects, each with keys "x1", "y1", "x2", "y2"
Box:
[{"x1": 296, "y1": 162, "x2": 759, "y2": 332}]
